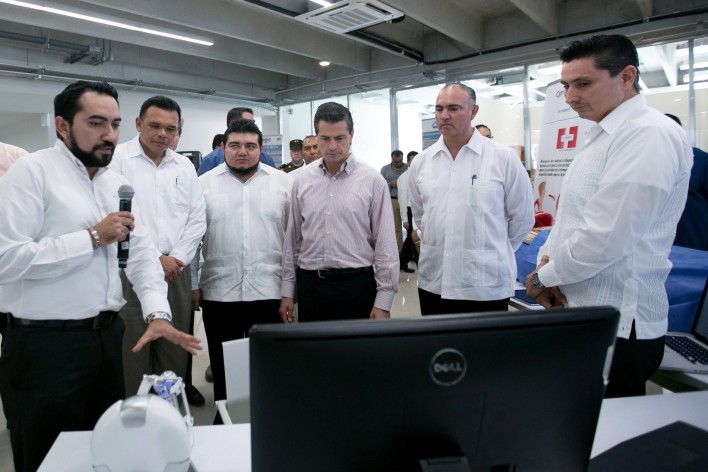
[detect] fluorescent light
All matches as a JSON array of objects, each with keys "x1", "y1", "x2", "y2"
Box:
[
  {"x1": 310, "y1": 0, "x2": 333, "y2": 7},
  {"x1": 319, "y1": 60, "x2": 331, "y2": 67},
  {"x1": 0, "y1": 0, "x2": 213, "y2": 46}
]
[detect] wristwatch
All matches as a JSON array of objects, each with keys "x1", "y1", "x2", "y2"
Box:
[
  {"x1": 89, "y1": 226, "x2": 101, "y2": 249},
  {"x1": 530, "y1": 272, "x2": 545, "y2": 290},
  {"x1": 145, "y1": 311, "x2": 172, "y2": 324}
]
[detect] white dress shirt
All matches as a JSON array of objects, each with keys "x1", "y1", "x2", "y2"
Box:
[
  {"x1": 537, "y1": 95, "x2": 693, "y2": 339},
  {"x1": 0, "y1": 140, "x2": 170, "y2": 320},
  {"x1": 409, "y1": 131, "x2": 534, "y2": 300},
  {"x1": 194, "y1": 163, "x2": 292, "y2": 302},
  {"x1": 110, "y1": 135, "x2": 206, "y2": 264}
]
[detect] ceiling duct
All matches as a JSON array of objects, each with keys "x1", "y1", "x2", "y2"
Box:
[{"x1": 296, "y1": 1, "x2": 404, "y2": 34}]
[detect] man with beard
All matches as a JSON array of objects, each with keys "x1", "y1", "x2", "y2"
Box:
[
  {"x1": 191, "y1": 119, "x2": 291, "y2": 422},
  {"x1": 0, "y1": 81, "x2": 202, "y2": 472}
]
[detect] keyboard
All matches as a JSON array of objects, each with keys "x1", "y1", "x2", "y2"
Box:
[{"x1": 665, "y1": 335, "x2": 708, "y2": 364}]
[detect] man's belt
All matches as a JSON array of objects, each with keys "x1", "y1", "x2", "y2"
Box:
[
  {"x1": 8, "y1": 311, "x2": 118, "y2": 330},
  {"x1": 302, "y1": 267, "x2": 374, "y2": 280}
]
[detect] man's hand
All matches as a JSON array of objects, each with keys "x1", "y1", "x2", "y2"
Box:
[
  {"x1": 525, "y1": 255, "x2": 549, "y2": 299},
  {"x1": 92, "y1": 211, "x2": 134, "y2": 247},
  {"x1": 191, "y1": 289, "x2": 202, "y2": 311},
  {"x1": 132, "y1": 319, "x2": 202, "y2": 355},
  {"x1": 403, "y1": 222, "x2": 410, "y2": 231},
  {"x1": 525, "y1": 255, "x2": 566, "y2": 308},
  {"x1": 411, "y1": 231, "x2": 421, "y2": 254},
  {"x1": 160, "y1": 255, "x2": 186, "y2": 283},
  {"x1": 279, "y1": 297, "x2": 295, "y2": 324},
  {"x1": 534, "y1": 287, "x2": 567, "y2": 309},
  {"x1": 391, "y1": 180, "x2": 398, "y2": 189},
  {"x1": 370, "y1": 307, "x2": 390, "y2": 319}
]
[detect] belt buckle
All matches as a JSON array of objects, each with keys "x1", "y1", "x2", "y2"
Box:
[{"x1": 317, "y1": 269, "x2": 329, "y2": 279}]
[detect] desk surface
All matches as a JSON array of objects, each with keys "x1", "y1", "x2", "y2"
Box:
[{"x1": 40, "y1": 391, "x2": 708, "y2": 471}]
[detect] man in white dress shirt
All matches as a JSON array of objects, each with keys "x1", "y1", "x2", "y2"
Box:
[
  {"x1": 408, "y1": 83, "x2": 534, "y2": 315},
  {"x1": 110, "y1": 96, "x2": 206, "y2": 398},
  {"x1": 0, "y1": 81, "x2": 201, "y2": 472},
  {"x1": 191, "y1": 119, "x2": 292, "y2": 421},
  {"x1": 525, "y1": 35, "x2": 692, "y2": 398}
]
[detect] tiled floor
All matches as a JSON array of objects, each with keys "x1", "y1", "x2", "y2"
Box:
[{"x1": 0, "y1": 267, "x2": 421, "y2": 471}]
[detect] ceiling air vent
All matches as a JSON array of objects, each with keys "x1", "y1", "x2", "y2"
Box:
[{"x1": 296, "y1": 1, "x2": 404, "y2": 34}]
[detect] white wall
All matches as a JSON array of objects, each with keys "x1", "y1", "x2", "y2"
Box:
[{"x1": 0, "y1": 76, "x2": 277, "y2": 156}]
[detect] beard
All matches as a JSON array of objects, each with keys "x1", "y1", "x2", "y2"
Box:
[
  {"x1": 67, "y1": 131, "x2": 115, "y2": 168},
  {"x1": 226, "y1": 161, "x2": 259, "y2": 177}
]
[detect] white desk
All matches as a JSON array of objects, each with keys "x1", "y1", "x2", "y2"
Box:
[
  {"x1": 40, "y1": 391, "x2": 708, "y2": 471},
  {"x1": 591, "y1": 390, "x2": 708, "y2": 456}
]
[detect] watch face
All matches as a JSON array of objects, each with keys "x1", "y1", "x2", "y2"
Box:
[{"x1": 532, "y1": 273, "x2": 544, "y2": 289}]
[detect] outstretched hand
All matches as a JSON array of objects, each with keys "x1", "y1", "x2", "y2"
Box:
[{"x1": 132, "y1": 319, "x2": 202, "y2": 355}]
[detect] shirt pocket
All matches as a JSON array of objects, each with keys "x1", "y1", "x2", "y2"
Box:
[
  {"x1": 467, "y1": 181, "x2": 499, "y2": 210},
  {"x1": 259, "y1": 191, "x2": 285, "y2": 220}
]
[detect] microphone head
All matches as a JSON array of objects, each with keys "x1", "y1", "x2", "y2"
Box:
[{"x1": 117, "y1": 184, "x2": 135, "y2": 200}]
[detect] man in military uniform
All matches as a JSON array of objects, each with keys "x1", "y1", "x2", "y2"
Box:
[{"x1": 279, "y1": 139, "x2": 305, "y2": 173}]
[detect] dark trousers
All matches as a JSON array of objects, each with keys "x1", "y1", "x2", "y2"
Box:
[
  {"x1": 399, "y1": 207, "x2": 418, "y2": 268},
  {"x1": 297, "y1": 268, "x2": 377, "y2": 321},
  {"x1": 0, "y1": 317, "x2": 124, "y2": 472},
  {"x1": 605, "y1": 322, "x2": 665, "y2": 398},
  {"x1": 418, "y1": 287, "x2": 509, "y2": 315},
  {"x1": 201, "y1": 299, "x2": 281, "y2": 405},
  {"x1": 119, "y1": 267, "x2": 192, "y2": 396}
]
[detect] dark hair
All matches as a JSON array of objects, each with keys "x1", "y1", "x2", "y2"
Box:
[
  {"x1": 226, "y1": 107, "x2": 254, "y2": 126},
  {"x1": 314, "y1": 102, "x2": 353, "y2": 134},
  {"x1": 441, "y1": 83, "x2": 477, "y2": 105},
  {"x1": 391, "y1": 150, "x2": 403, "y2": 158},
  {"x1": 224, "y1": 118, "x2": 263, "y2": 147},
  {"x1": 54, "y1": 81, "x2": 118, "y2": 137},
  {"x1": 559, "y1": 34, "x2": 640, "y2": 93},
  {"x1": 139, "y1": 95, "x2": 181, "y2": 123},
  {"x1": 303, "y1": 135, "x2": 316, "y2": 142},
  {"x1": 212, "y1": 133, "x2": 224, "y2": 149},
  {"x1": 407, "y1": 151, "x2": 418, "y2": 159},
  {"x1": 664, "y1": 113, "x2": 682, "y2": 126}
]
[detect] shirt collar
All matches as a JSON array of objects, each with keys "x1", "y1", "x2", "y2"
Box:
[
  {"x1": 597, "y1": 94, "x2": 646, "y2": 136},
  {"x1": 318, "y1": 153, "x2": 358, "y2": 176},
  {"x1": 431, "y1": 129, "x2": 481, "y2": 158},
  {"x1": 125, "y1": 134, "x2": 177, "y2": 165}
]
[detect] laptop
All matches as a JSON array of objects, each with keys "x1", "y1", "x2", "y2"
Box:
[{"x1": 661, "y1": 277, "x2": 708, "y2": 374}]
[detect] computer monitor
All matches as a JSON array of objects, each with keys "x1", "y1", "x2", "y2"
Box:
[{"x1": 249, "y1": 307, "x2": 619, "y2": 472}]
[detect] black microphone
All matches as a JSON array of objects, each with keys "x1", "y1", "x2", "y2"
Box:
[{"x1": 117, "y1": 184, "x2": 135, "y2": 269}]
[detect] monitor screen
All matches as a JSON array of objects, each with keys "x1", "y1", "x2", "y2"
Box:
[{"x1": 250, "y1": 307, "x2": 619, "y2": 472}]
